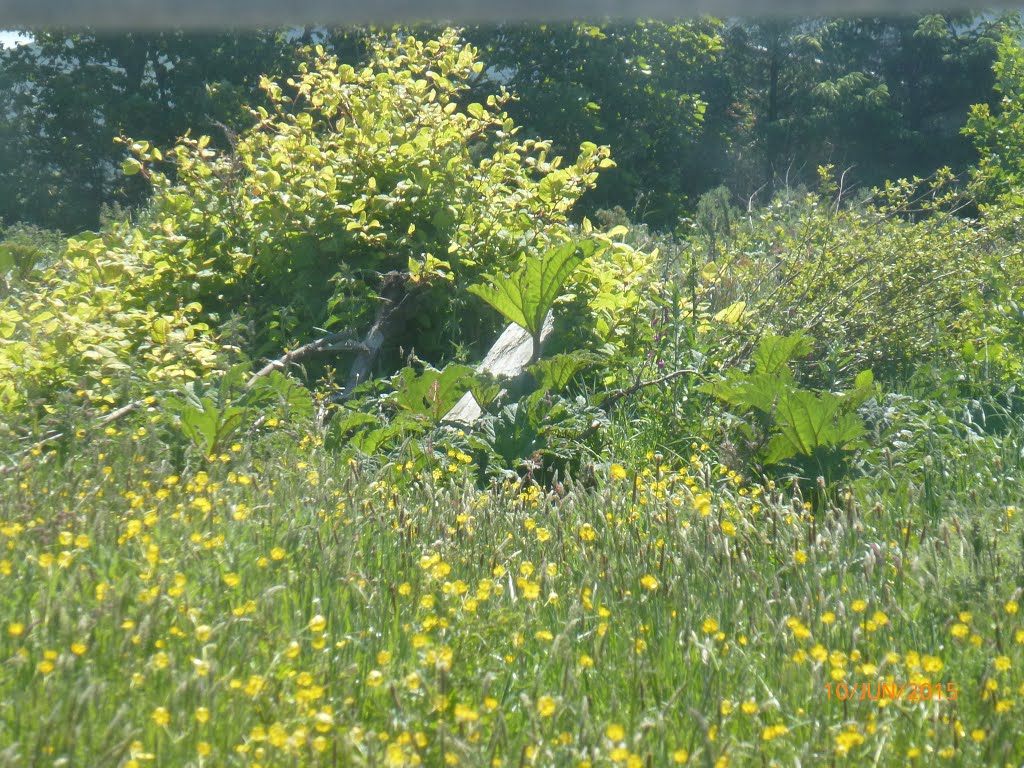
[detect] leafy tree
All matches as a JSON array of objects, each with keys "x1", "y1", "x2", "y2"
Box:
[
  {"x1": 0, "y1": 28, "x2": 625, "y2": 435},
  {"x1": 964, "y1": 18, "x2": 1024, "y2": 202},
  {"x1": 130, "y1": 30, "x2": 616, "y2": 370},
  {"x1": 722, "y1": 14, "x2": 1011, "y2": 199},
  {"x1": 0, "y1": 29, "x2": 311, "y2": 231},
  {"x1": 465, "y1": 20, "x2": 726, "y2": 226}
]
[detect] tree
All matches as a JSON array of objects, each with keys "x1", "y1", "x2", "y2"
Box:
[
  {"x1": 964, "y1": 16, "x2": 1024, "y2": 202},
  {"x1": 110, "y1": 30, "x2": 614, "y2": 379},
  {"x1": 722, "y1": 14, "x2": 1011, "y2": 200},
  {"x1": 465, "y1": 19, "x2": 726, "y2": 226},
  {"x1": 0, "y1": 30, "x2": 305, "y2": 232},
  {"x1": 1, "y1": 29, "x2": 624, "y2": 428}
]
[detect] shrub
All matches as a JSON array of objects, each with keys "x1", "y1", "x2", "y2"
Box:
[
  {"x1": 123, "y1": 29, "x2": 613, "y2": 373},
  {"x1": 0, "y1": 29, "x2": 628, "y2": 441},
  {"x1": 703, "y1": 169, "x2": 1014, "y2": 388}
]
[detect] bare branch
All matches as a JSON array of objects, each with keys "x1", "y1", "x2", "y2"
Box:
[
  {"x1": 246, "y1": 332, "x2": 369, "y2": 390},
  {"x1": 601, "y1": 367, "x2": 699, "y2": 409}
]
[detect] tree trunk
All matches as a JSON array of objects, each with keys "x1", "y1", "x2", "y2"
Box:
[{"x1": 342, "y1": 271, "x2": 414, "y2": 398}]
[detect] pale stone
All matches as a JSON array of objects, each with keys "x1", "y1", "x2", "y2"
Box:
[{"x1": 443, "y1": 312, "x2": 553, "y2": 425}]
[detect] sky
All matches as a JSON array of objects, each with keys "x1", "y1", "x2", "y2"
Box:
[{"x1": 0, "y1": 30, "x2": 31, "y2": 49}]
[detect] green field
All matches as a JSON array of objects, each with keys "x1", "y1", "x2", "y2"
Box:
[
  {"x1": 5, "y1": 18, "x2": 1024, "y2": 768},
  {"x1": 3, "y1": 414, "x2": 1024, "y2": 766}
]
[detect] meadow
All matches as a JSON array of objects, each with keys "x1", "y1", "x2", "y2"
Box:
[
  {"x1": 4, "y1": 24, "x2": 1024, "y2": 768},
  {"x1": 3, "y1": 399, "x2": 1024, "y2": 766}
]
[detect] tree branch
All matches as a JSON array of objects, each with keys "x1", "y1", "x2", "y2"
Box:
[
  {"x1": 600, "y1": 368, "x2": 698, "y2": 409},
  {"x1": 245, "y1": 331, "x2": 368, "y2": 390},
  {"x1": 339, "y1": 271, "x2": 416, "y2": 400}
]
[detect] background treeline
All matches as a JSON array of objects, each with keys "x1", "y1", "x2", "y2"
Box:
[{"x1": 0, "y1": 13, "x2": 1015, "y2": 233}]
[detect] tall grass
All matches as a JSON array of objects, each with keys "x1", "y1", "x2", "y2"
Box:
[{"x1": 2, "y1": 416, "x2": 1023, "y2": 767}]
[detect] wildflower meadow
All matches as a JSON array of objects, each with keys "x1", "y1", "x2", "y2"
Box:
[{"x1": 5, "y1": 22, "x2": 1024, "y2": 768}]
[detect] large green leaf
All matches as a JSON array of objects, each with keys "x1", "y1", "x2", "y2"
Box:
[
  {"x1": 245, "y1": 370, "x2": 315, "y2": 421},
  {"x1": 391, "y1": 364, "x2": 476, "y2": 422},
  {"x1": 489, "y1": 390, "x2": 550, "y2": 466},
  {"x1": 700, "y1": 370, "x2": 791, "y2": 414},
  {"x1": 467, "y1": 240, "x2": 599, "y2": 340},
  {"x1": 763, "y1": 390, "x2": 866, "y2": 464},
  {"x1": 350, "y1": 422, "x2": 420, "y2": 456},
  {"x1": 178, "y1": 396, "x2": 246, "y2": 458},
  {"x1": 846, "y1": 369, "x2": 875, "y2": 409},
  {"x1": 529, "y1": 351, "x2": 603, "y2": 392},
  {"x1": 753, "y1": 332, "x2": 813, "y2": 375},
  {"x1": 704, "y1": 332, "x2": 872, "y2": 470},
  {"x1": 330, "y1": 410, "x2": 380, "y2": 437},
  {"x1": 700, "y1": 332, "x2": 809, "y2": 413},
  {"x1": 468, "y1": 372, "x2": 504, "y2": 409}
]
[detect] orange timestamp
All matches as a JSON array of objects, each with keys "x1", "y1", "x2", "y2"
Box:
[{"x1": 825, "y1": 681, "x2": 958, "y2": 702}]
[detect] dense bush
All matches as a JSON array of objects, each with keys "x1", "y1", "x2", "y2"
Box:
[
  {"x1": 682, "y1": 170, "x2": 1022, "y2": 389},
  {"x1": 113, "y1": 30, "x2": 623, "y2": 368},
  {"x1": 0, "y1": 227, "x2": 223, "y2": 426},
  {"x1": 0, "y1": 31, "x2": 663, "y2": 467}
]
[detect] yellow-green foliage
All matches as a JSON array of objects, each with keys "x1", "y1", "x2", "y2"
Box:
[
  {"x1": 964, "y1": 31, "x2": 1024, "y2": 204},
  {"x1": 127, "y1": 29, "x2": 614, "y2": 361},
  {"x1": 706, "y1": 170, "x2": 1023, "y2": 383},
  {"x1": 0, "y1": 29, "x2": 632, "y2": 431},
  {"x1": 575, "y1": 221, "x2": 660, "y2": 350},
  {"x1": 0, "y1": 230, "x2": 223, "y2": 419}
]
